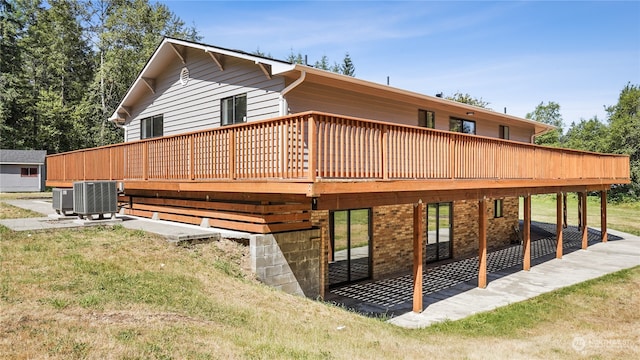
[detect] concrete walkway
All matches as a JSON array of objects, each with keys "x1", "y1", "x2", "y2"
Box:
[
  {"x1": 1, "y1": 199, "x2": 250, "y2": 243},
  {"x1": 388, "y1": 228, "x2": 640, "y2": 328}
]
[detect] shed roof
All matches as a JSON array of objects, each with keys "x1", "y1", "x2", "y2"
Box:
[{"x1": 0, "y1": 150, "x2": 47, "y2": 165}]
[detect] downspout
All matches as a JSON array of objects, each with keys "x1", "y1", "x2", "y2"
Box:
[
  {"x1": 530, "y1": 127, "x2": 554, "y2": 144},
  {"x1": 279, "y1": 70, "x2": 306, "y2": 116}
]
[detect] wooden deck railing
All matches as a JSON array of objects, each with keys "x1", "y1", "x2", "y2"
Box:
[{"x1": 46, "y1": 111, "x2": 631, "y2": 185}]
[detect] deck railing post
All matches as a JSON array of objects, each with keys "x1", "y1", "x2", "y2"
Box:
[
  {"x1": 143, "y1": 141, "x2": 148, "y2": 180},
  {"x1": 229, "y1": 128, "x2": 236, "y2": 180},
  {"x1": 382, "y1": 125, "x2": 389, "y2": 180},
  {"x1": 308, "y1": 115, "x2": 317, "y2": 182},
  {"x1": 189, "y1": 135, "x2": 195, "y2": 180}
]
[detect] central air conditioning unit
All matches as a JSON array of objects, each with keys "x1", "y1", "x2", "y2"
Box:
[
  {"x1": 52, "y1": 188, "x2": 74, "y2": 215},
  {"x1": 73, "y1": 181, "x2": 118, "y2": 219}
]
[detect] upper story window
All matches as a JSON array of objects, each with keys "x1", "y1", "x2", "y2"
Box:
[
  {"x1": 221, "y1": 93, "x2": 247, "y2": 126},
  {"x1": 141, "y1": 114, "x2": 163, "y2": 139},
  {"x1": 418, "y1": 109, "x2": 435, "y2": 129},
  {"x1": 21, "y1": 167, "x2": 38, "y2": 177},
  {"x1": 450, "y1": 117, "x2": 476, "y2": 135},
  {"x1": 499, "y1": 125, "x2": 510, "y2": 140}
]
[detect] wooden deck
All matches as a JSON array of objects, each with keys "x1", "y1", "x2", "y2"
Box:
[{"x1": 46, "y1": 111, "x2": 630, "y2": 232}]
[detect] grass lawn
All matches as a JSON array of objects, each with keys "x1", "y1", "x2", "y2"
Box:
[
  {"x1": 1, "y1": 200, "x2": 639, "y2": 359},
  {"x1": 523, "y1": 194, "x2": 640, "y2": 236}
]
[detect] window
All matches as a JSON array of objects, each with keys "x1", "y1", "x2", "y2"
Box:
[
  {"x1": 21, "y1": 167, "x2": 38, "y2": 177},
  {"x1": 141, "y1": 114, "x2": 163, "y2": 139},
  {"x1": 418, "y1": 109, "x2": 435, "y2": 128},
  {"x1": 450, "y1": 117, "x2": 476, "y2": 134},
  {"x1": 499, "y1": 125, "x2": 510, "y2": 140},
  {"x1": 494, "y1": 199, "x2": 504, "y2": 218},
  {"x1": 221, "y1": 93, "x2": 247, "y2": 126}
]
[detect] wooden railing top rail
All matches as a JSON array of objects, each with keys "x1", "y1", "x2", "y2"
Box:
[
  {"x1": 46, "y1": 111, "x2": 631, "y2": 187},
  {"x1": 46, "y1": 111, "x2": 630, "y2": 160}
]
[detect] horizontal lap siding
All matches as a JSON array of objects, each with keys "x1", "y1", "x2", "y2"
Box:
[
  {"x1": 288, "y1": 83, "x2": 535, "y2": 144},
  {"x1": 287, "y1": 83, "x2": 418, "y2": 126},
  {"x1": 126, "y1": 49, "x2": 284, "y2": 141}
]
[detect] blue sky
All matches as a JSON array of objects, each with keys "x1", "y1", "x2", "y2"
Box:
[{"x1": 158, "y1": 1, "x2": 640, "y2": 129}]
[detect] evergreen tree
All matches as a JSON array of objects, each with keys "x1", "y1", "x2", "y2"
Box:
[
  {"x1": 339, "y1": 52, "x2": 355, "y2": 76},
  {"x1": 0, "y1": 0, "x2": 29, "y2": 149},
  {"x1": 286, "y1": 50, "x2": 304, "y2": 64},
  {"x1": 313, "y1": 55, "x2": 329, "y2": 70}
]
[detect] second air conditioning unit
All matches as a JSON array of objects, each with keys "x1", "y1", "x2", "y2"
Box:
[{"x1": 73, "y1": 181, "x2": 118, "y2": 219}]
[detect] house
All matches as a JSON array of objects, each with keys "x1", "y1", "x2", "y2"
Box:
[
  {"x1": 1, "y1": 149, "x2": 47, "y2": 192},
  {"x1": 45, "y1": 38, "x2": 630, "y2": 311}
]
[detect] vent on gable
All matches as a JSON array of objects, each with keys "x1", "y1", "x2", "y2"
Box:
[{"x1": 180, "y1": 67, "x2": 190, "y2": 86}]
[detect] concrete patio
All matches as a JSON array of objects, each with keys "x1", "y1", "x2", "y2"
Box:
[{"x1": 324, "y1": 222, "x2": 640, "y2": 328}]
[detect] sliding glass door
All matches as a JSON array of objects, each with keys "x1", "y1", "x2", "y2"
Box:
[
  {"x1": 328, "y1": 209, "x2": 371, "y2": 287},
  {"x1": 426, "y1": 203, "x2": 453, "y2": 263}
]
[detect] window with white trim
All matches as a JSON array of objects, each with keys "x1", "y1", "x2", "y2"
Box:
[
  {"x1": 140, "y1": 114, "x2": 163, "y2": 139},
  {"x1": 21, "y1": 167, "x2": 38, "y2": 177},
  {"x1": 221, "y1": 93, "x2": 247, "y2": 126}
]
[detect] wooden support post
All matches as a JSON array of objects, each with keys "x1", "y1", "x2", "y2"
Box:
[
  {"x1": 478, "y1": 197, "x2": 488, "y2": 288},
  {"x1": 412, "y1": 201, "x2": 424, "y2": 313},
  {"x1": 581, "y1": 192, "x2": 588, "y2": 249},
  {"x1": 601, "y1": 190, "x2": 608, "y2": 242},
  {"x1": 523, "y1": 195, "x2": 531, "y2": 271},
  {"x1": 556, "y1": 192, "x2": 563, "y2": 259}
]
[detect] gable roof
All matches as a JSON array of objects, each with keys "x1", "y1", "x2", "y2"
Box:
[
  {"x1": 110, "y1": 37, "x2": 555, "y2": 135},
  {"x1": 109, "y1": 37, "x2": 296, "y2": 124},
  {"x1": 0, "y1": 150, "x2": 47, "y2": 165}
]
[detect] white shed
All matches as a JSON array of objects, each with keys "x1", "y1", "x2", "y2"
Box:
[{"x1": 0, "y1": 150, "x2": 47, "y2": 192}]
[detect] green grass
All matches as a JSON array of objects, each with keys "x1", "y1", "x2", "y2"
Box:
[
  {"x1": 424, "y1": 267, "x2": 637, "y2": 338},
  {"x1": 524, "y1": 194, "x2": 640, "y2": 236},
  {"x1": 2, "y1": 199, "x2": 639, "y2": 359}
]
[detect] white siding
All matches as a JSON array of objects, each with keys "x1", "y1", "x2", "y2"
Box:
[
  {"x1": 0, "y1": 164, "x2": 44, "y2": 192},
  {"x1": 126, "y1": 49, "x2": 284, "y2": 141}
]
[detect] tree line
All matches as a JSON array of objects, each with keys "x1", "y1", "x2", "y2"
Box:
[{"x1": 0, "y1": 0, "x2": 199, "y2": 153}]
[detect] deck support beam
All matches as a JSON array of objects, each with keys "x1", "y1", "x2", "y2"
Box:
[
  {"x1": 601, "y1": 190, "x2": 608, "y2": 242},
  {"x1": 556, "y1": 192, "x2": 563, "y2": 259},
  {"x1": 523, "y1": 195, "x2": 531, "y2": 271},
  {"x1": 580, "y1": 192, "x2": 588, "y2": 249},
  {"x1": 412, "y1": 201, "x2": 424, "y2": 313},
  {"x1": 478, "y1": 197, "x2": 488, "y2": 288}
]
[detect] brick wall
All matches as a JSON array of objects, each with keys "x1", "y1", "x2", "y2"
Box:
[
  {"x1": 453, "y1": 197, "x2": 519, "y2": 259},
  {"x1": 311, "y1": 197, "x2": 519, "y2": 291}
]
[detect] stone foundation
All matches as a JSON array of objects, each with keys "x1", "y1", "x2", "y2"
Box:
[{"x1": 250, "y1": 229, "x2": 321, "y2": 298}]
